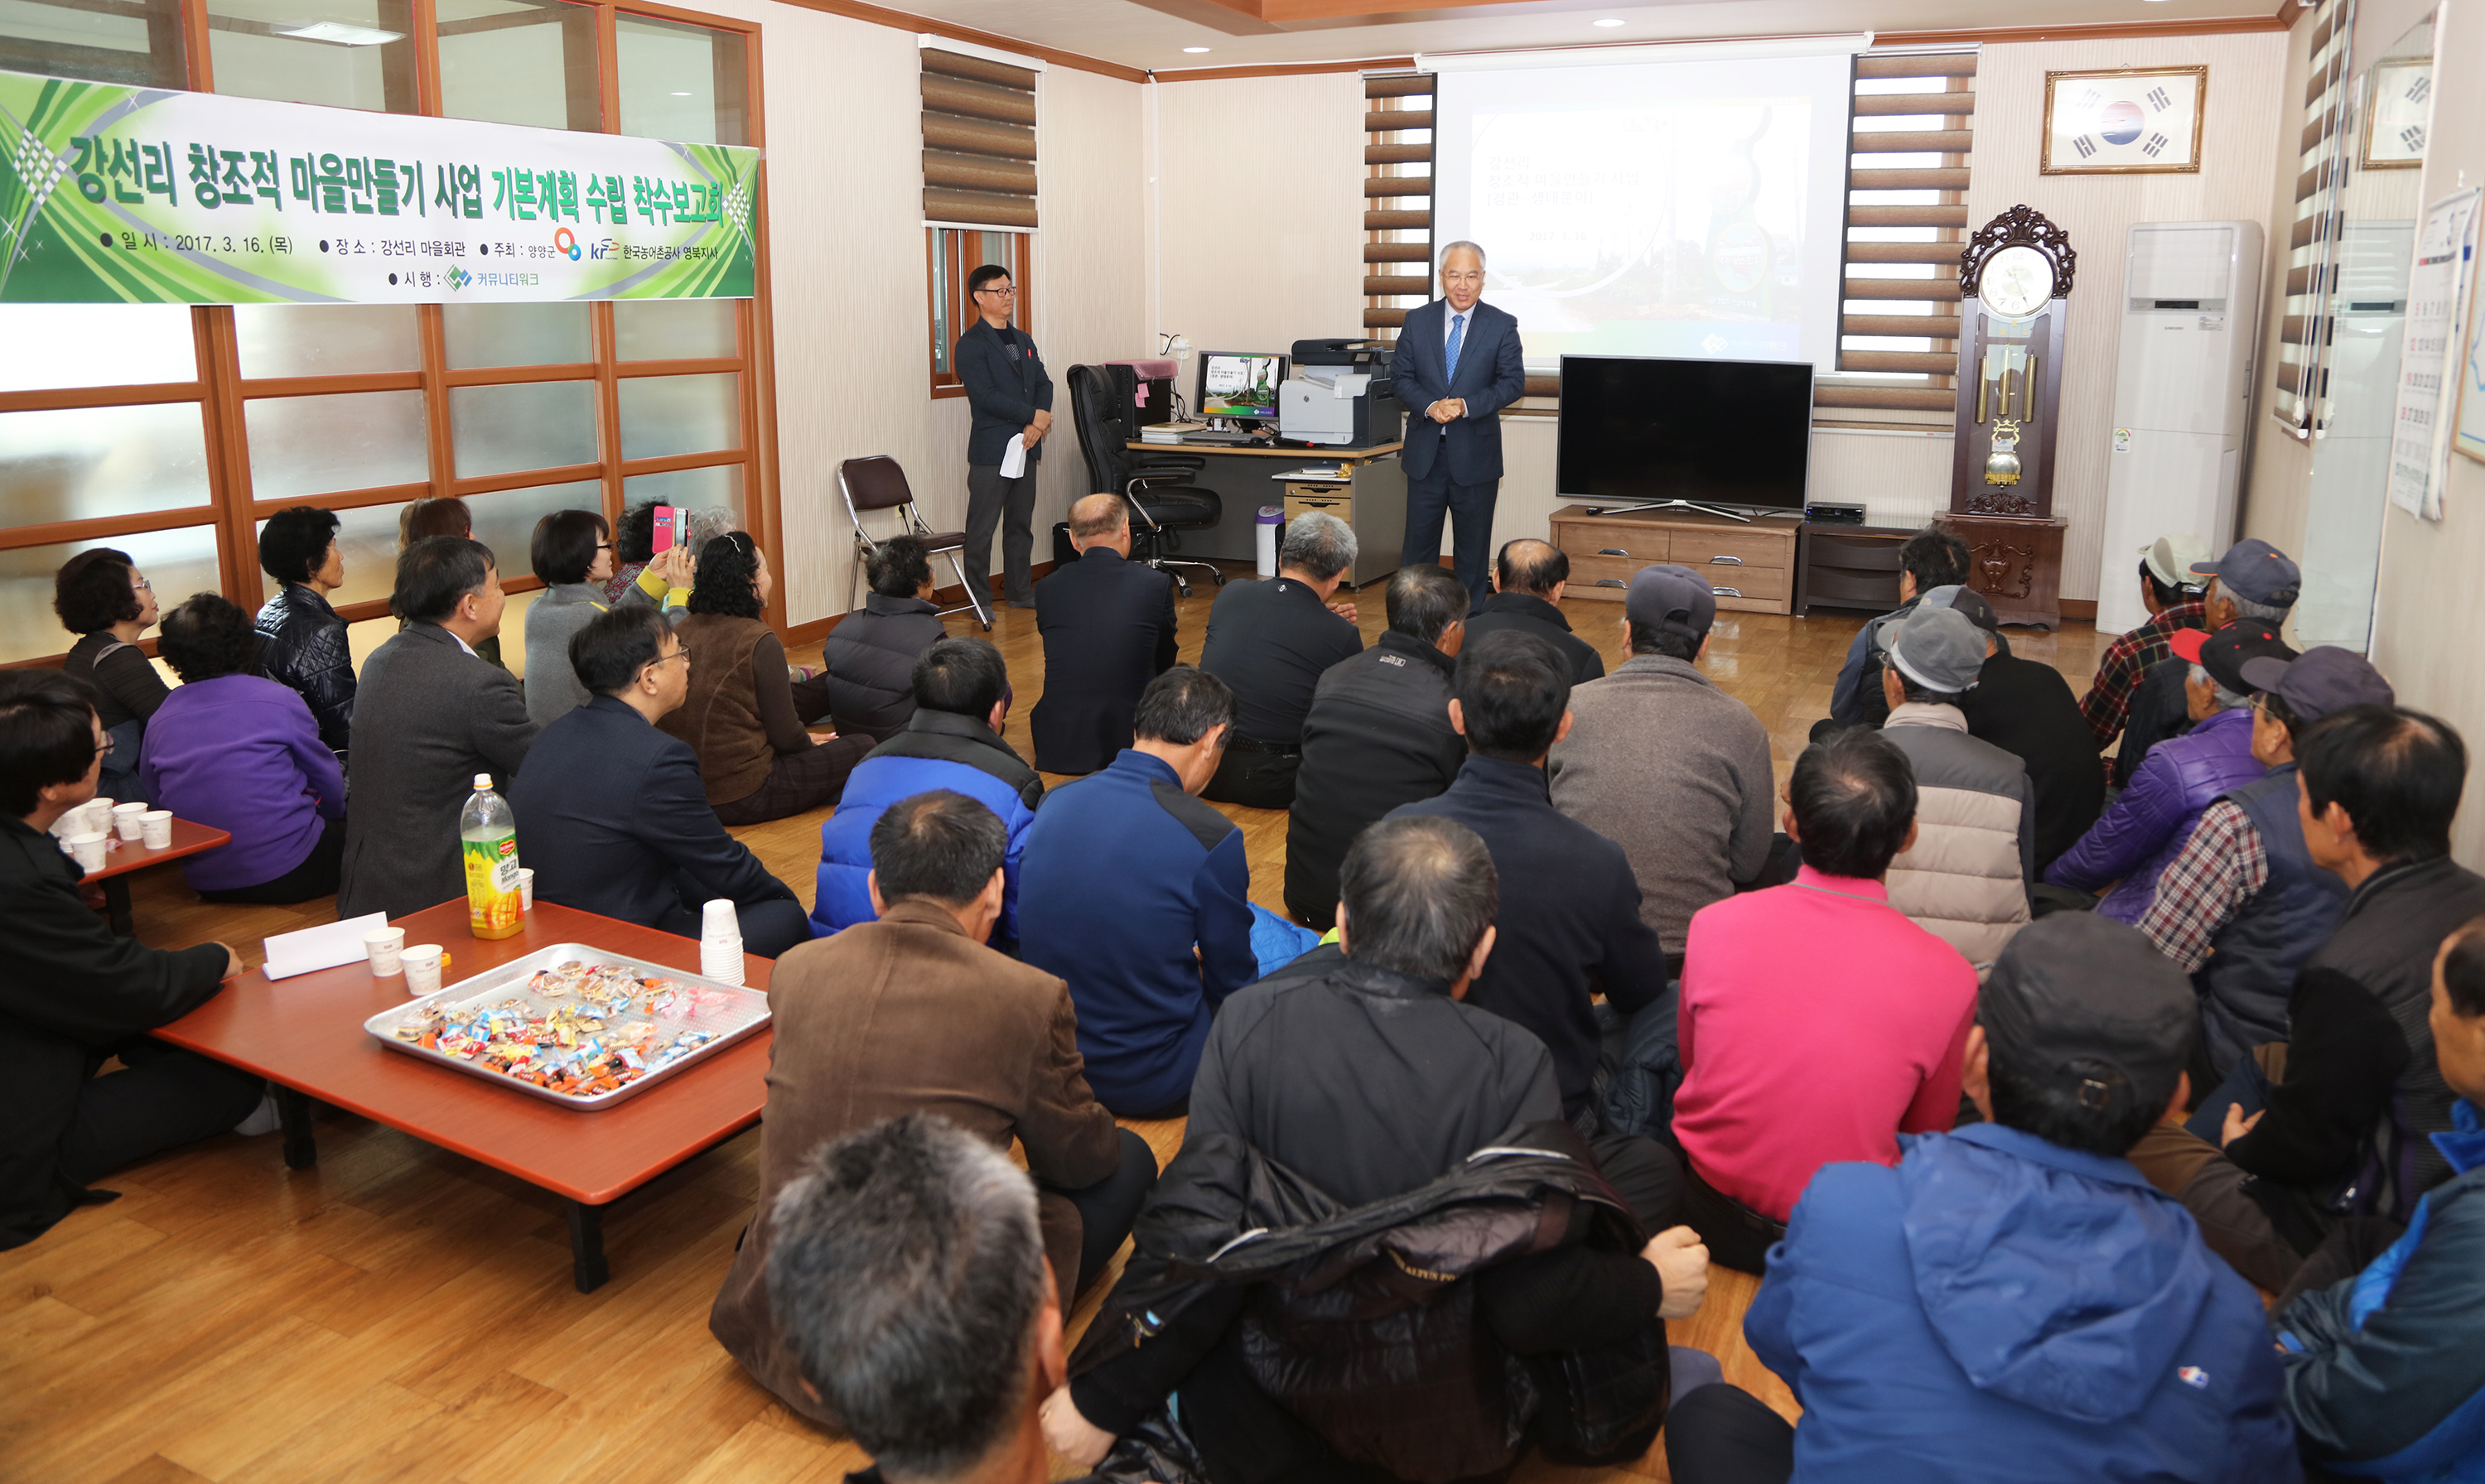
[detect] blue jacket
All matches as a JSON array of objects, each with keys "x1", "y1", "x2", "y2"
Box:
[
  {"x1": 1749, "y1": 1121, "x2": 2299, "y2": 1483},
  {"x1": 812, "y1": 709, "x2": 1045, "y2": 946},
  {"x1": 956, "y1": 318, "x2": 1054, "y2": 468},
  {"x1": 2047, "y1": 704, "x2": 2263, "y2": 924},
  {"x1": 1018, "y1": 749, "x2": 1256, "y2": 1116},
  {"x1": 2279, "y1": 1100, "x2": 2485, "y2": 1482},
  {"x1": 1393, "y1": 297, "x2": 1527, "y2": 484}
]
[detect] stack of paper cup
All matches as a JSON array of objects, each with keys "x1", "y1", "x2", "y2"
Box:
[{"x1": 700, "y1": 899, "x2": 744, "y2": 986}]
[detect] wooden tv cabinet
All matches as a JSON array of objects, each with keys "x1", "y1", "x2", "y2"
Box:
[{"x1": 1548, "y1": 506, "x2": 1802, "y2": 615}]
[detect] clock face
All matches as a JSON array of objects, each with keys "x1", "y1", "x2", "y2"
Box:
[{"x1": 1979, "y1": 244, "x2": 2056, "y2": 318}]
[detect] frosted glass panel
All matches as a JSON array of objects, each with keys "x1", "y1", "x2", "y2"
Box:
[
  {"x1": 437, "y1": 0, "x2": 597, "y2": 131},
  {"x1": 1, "y1": 402, "x2": 211, "y2": 523},
  {"x1": 235, "y1": 305, "x2": 421, "y2": 378},
  {"x1": 0, "y1": 306, "x2": 195, "y2": 391},
  {"x1": 255, "y1": 499, "x2": 407, "y2": 610},
  {"x1": 623, "y1": 464, "x2": 741, "y2": 524},
  {"x1": 245, "y1": 389, "x2": 428, "y2": 499},
  {"x1": 465, "y1": 480, "x2": 602, "y2": 576},
  {"x1": 1, "y1": 0, "x2": 186, "y2": 89},
  {"x1": 2, "y1": 526, "x2": 221, "y2": 663},
  {"x1": 616, "y1": 13, "x2": 747, "y2": 146},
  {"x1": 450, "y1": 380, "x2": 596, "y2": 478},
  {"x1": 442, "y1": 302, "x2": 591, "y2": 369},
  {"x1": 615, "y1": 298, "x2": 736, "y2": 361},
  {"x1": 618, "y1": 372, "x2": 740, "y2": 460},
  {"x1": 208, "y1": 0, "x2": 418, "y2": 113}
]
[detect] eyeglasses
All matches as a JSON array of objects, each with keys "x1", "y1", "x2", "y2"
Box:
[
  {"x1": 650, "y1": 648, "x2": 691, "y2": 671},
  {"x1": 976, "y1": 285, "x2": 1018, "y2": 297},
  {"x1": 596, "y1": 542, "x2": 613, "y2": 552},
  {"x1": 131, "y1": 578, "x2": 153, "y2": 591},
  {"x1": 95, "y1": 736, "x2": 116, "y2": 757}
]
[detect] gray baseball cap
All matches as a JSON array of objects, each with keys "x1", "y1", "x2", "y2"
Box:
[
  {"x1": 1624, "y1": 563, "x2": 1716, "y2": 641},
  {"x1": 1889, "y1": 605, "x2": 1986, "y2": 694},
  {"x1": 2190, "y1": 537, "x2": 2303, "y2": 607},
  {"x1": 1982, "y1": 914, "x2": 2193, "y2": 1125},
  {"x1": 1918, "y1": 583, "x2": 1999, "y2": 633}
]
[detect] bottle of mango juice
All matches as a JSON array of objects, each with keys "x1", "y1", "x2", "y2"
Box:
[{"x1": 460, "y1": 773, "x2": 524, "y2": 940}]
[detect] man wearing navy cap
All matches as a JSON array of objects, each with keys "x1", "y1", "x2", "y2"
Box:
[
  {"x1": 2140, "y1": 648, "x2": 2395, "y2": 1079},
  {"x1": 2115, "y1": 538, "x2": 2303, "y2": 785}
]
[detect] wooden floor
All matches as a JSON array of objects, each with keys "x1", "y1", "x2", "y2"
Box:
[{"x1": 2, "y1": 569, "x2": 2110, "y2": 1484}]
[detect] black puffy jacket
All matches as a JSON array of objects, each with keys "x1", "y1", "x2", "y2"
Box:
[
  {"x1": 1070, "y1": 1121, "x2": 1670, "y2": 1482},
  {"x1": 254, "y1": 584, "x2": 355, "y2": 759},
  {"x1": 819, "y1": 594, "x2": 947, "y2": 744}
]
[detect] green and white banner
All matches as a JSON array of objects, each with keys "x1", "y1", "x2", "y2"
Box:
[{"x1": 0, "y1": 68, "x2": 760, "y2": 304}]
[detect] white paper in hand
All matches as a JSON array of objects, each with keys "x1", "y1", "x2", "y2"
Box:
[
  {"x1": 998, "y1": 433, "x2": 1028, "y2": 479},
  {"x1": 263, "y1": 912, "x2": 390, "y2": 980}
]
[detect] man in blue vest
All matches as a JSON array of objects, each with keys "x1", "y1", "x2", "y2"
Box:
[
  {"x1": 2140, "y1": 646, "x2": 2396, "y2": 1080},
  {"x1": 1392, "y1": 241, "x2": 1528, "y2": 602}
]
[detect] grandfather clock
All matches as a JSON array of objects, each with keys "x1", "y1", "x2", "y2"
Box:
[{"x1": 1941, "y1": 205, "x2": 2076, "y2": 629}]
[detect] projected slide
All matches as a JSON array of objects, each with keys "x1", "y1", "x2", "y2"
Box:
[{"x1": 1433, "y1": 52, "x2": 1855, "y2": 374}]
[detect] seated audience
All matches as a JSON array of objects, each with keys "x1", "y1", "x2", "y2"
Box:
[
  {"x1": 54, "y1": 547, "x2": 166, "y2": 800},
  {"x1": 2139, "y1": 647, "x2": 2391, "y2": 1079},
  {"x1": 2275, "y1": 916, "x2": 2485, "y2": 1482},
  {"x1": 511, "y1": 607, "x2": 808, "y2": 957},
  {"x1": 2047, "y1": 619, "x2": 2287, "y2": 923},
  {"x1": 1194, "y1": 511, "x2": 1363, "y2": 809},
  {"x1": 252, "y1": 504, "x2": 356, "y2": 762},
  {"x1": 1876, "y1": 603, "x2": 2034, "y2": 966},
  {"x1": 1018, "y1": 667, "x2": 1252, "y2": 1118},
  {"x1": 2117, "y1": 537, "x2": 2299, "y2": 787},
  {"x1": 1392, "y1": 630, "x2": 1673, "y2": 1149},
  {"x1": 2077, "y1": 532, "x2": 2208, "y2": 757},
  {"x1": 1467, "y1": 537, "x2": 1605, "y2": 683},
  {"x1": 604, "y1": 500, "x2": 659, "y2": 605},
  {"x1": 1030, "y1": 495, "x2": 1178, "y2": 775},
  {"x1": 1665, "y1": 913, "x2": 2301, "y2": 1484},
  {"x1": 0, "y1": 670, "x2": 262, "y2": 1251},
  {"x1": 813, "y1": 636, "x2": 1042, "y2": 945},
  {"x1": 813, "y1": 535, "x2": 948, "y2": 744},
  {"x1": 1934, "y1": 585, "x2": 2105, "y2": 874},
  {"x1": 659, "y1": 532, "x2": 871, "y2": 826},
  {"x1": 759, "y1": 1113, "x2": 1077, "y2": 1484},
  {"x1": 521, "y1": 508, "x2": 681, "y2": 727},
  {"x1": 1283, "y1": 562, "x2": 1469, "y2": 928},
  {"x1": 1550, "y1": 564, "x2": 1776, "y2": 974},
  {"x1": 712, "y1": 792, "x2": 1155, "y2": 1426},
  {"x1": 1824, "y1": 528, "x2": 1968, "y2": 730},
  {"x1": 1045, "y1": 816, "x2": 1714, "y2": 1482},
  {"x1": 1672, "y1": 727, "x2": 1978, "y2": 1272},
  {"x1": 398, "y1": 497, "x2": 507, "y2": 671},
  {"x1": 338, "y1": 537, "x2": 538, "y2": 921},
  {"x1": 2130, "y1": 706, "x2": 2485, "y2": 1292},
  {"x1": 138, "y1": 595, "x2": 345, "y2": 905}
]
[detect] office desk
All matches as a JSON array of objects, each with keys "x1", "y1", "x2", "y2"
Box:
[{"x1": 1127, "y1": 440, "x2": 1406, "y2": 588}]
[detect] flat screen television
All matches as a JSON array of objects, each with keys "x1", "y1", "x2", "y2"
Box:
[{"x1": 1556, "y1": 354, "x2": 1814, "y2": 517}]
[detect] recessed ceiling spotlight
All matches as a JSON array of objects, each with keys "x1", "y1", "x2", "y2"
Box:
[
  {"x1": 670, "y1": 90, "x2": 692, "y2": 95},
  {"x1": 1593, "y1": 17, "x2": 1625, "y2": 25},
  {"x1": 1183, "y1": 45, "x2": 1211, "y2": 51}
]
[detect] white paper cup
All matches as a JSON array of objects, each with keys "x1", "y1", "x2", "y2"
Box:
[
  {"x1": 66, "y1": 831, "x2": 109, "y2": 872},
  {"x1": 112, "y1": 802, "x2": 147, "y2": 841},
  {"x1": 364, "y1": 926, "x2": 407, "y2": 977},
  {"x1": 139, "y1": 809, "x2": 173, "y2": 849},
  {"x1": 84, "y1": 796, "x2": 113, "y2": 827},
  {"x1": 702, "y1": 898, "x2": 740, "y2": 940},
  {"x1": 401, "y1": 944, "x2": 444, "y2": 997},
  {"x1": 518, "y1": 867, "x2": 535, "y2": 911}
]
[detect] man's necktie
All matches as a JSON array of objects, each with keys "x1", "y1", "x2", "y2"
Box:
[{"x1": 1445, "y1": 311, "x2": 1467, "y2": 383}]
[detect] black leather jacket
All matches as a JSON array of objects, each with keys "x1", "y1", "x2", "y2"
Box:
[{"x1": 254, "y1": 584, "x2": 355, "y2": 759}]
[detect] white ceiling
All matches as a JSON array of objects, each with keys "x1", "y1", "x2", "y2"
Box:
[{"x1": 891, "y1": 0, "x2": 2290, "y2": 73}]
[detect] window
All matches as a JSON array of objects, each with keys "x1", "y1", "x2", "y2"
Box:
[
  {"x1": 921, "y1": 46, "x2": 1036, "y2": 397},
  {"x1": 2275, "y1": 0, "x2": 2356, "y2": 436},
  {"x1": 1362, "y1": 72, "x2": 1433, "y2": 349},
  {"x1": 928, "y1": 228, "x2": 1032, "y2": 395},
  {"x1": 1832, "y1": 50, "x2": 1977, "y2": 421},
  {"x1": 0, "y1": 0, "x2": 771, "y2": 665}
]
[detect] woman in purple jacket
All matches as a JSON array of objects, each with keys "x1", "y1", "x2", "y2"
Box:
[{"x1": 138, "y1": 594, "x2": 347, "y2": 904}]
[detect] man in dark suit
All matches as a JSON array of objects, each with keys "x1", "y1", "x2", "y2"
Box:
[
  {"x1": 956, "y1": 263, "x2": 1054, "y2": 610},
  {"x1": 1392, "y1": 240, "x2": 1528, "y2": 601},
  {"x1": 510, "y1": 606, "x2": 809, "y2": 957},
  {"x1": 1030, "y1": 494, "x2": 1178, "y2": 775},
  {"x1": 339, "y1": 536, "x2": 538, "y2": 921}
]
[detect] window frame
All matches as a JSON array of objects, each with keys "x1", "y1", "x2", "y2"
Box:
[{"x1": 928, "y1": 227, "x2": 1033, "y2": 399}]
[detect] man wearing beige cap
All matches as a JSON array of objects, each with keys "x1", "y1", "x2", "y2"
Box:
[{"x1": 2077, "y1": 533, "x2": 2208, "y2": 753}]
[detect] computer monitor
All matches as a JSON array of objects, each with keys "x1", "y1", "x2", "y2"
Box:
[{"x1": 1198, "y1": 352, "x2": 1286, "y2": 422}]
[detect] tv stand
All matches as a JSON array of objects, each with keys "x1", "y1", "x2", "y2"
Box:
[
  {"x1": 1549, "y1": 505, "x2": 1797, "y2": 615},
  {"x1": 1580, "y1": 499, "x2": 1752, "y2": 523}
]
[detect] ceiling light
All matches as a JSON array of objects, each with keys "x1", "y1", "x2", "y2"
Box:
[
  {"x1": 1592, "y1": 17, "x2": 1625, "y2": 26},
  {"x1": 273, "y1": 20, "x2": 403, "y2": 45},
  {"x1": 1183, "y1": 46, "x2": 1211, "y2": 52},
  {"x1": 670, "y1": 89, "x2": 691, "y2": 95}
]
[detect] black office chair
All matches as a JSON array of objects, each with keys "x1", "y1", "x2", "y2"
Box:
[{"x1": 1068, "y1": 364, "x2": 1225, "y2": 597}]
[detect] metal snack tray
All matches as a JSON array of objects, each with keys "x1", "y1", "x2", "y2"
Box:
[{"x1": 362, "y1": 942, "x2": 770, "y2": 1111}]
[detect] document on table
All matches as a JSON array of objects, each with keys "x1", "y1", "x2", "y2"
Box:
[
  {"x1": 263, "y1": 911, "x2": 389, "y2": 980},
  {"x1": 999, "y1": 433, "x2": 1028, "y2": 479}
]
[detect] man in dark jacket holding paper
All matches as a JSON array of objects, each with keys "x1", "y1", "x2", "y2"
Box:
[
  {"x1": 0, "y1": 670, "x2": 260, "y2": 1250},
  {"x1": 957, "y1": 263, "x2": 1054, "y2": 610}
]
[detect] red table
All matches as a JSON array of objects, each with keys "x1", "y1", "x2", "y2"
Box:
[
  {"x1": 82, "y1": 817, "x2": 233, "y2": 936},
  {"x1": 153, "y1": 899, "x2": 774, "y2": 1291}
]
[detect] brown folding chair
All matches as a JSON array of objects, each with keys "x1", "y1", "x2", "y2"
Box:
[{"x1": 838, "y1": 455, "x2": 990, "y2": 631}]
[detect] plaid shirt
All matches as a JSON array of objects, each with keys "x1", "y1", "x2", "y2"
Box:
[
  {"x1": 2078, "y1": 600, "x2": 2205, "y2": 747},
  {"x1": 2136, "y1": 801, "x2": 2269, "y2": 973}
]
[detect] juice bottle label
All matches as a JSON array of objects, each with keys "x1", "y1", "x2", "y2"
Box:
[{"x1": 464, "y1": 833, "x2": 523, "y2": 939}]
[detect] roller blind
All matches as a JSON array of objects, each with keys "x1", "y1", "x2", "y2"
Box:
[
  {"x1": 2274, "y1": 0, "x2": 2352, "y2": 434},
  {"x1": 922, "y1": 48, "x2": 1037, "y2": 229},
  {"x1": 1363, "y1": 72, "x2": 1432, "y2": 345},
  {"x1": 1829, "y1": 49, "x2": 1977, "y2": 417}
]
